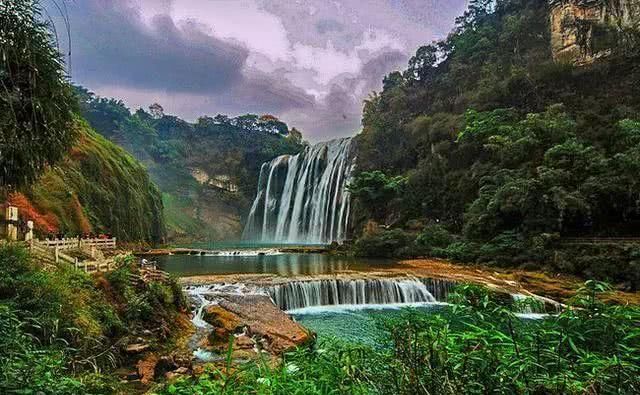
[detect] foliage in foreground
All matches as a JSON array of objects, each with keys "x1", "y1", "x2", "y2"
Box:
[
  {"x1": 0, "y1": 245, "x2": 186, "y2": 394},
  {"x1": 162, "y1": 282, "x2": 640, "y2": 395}
]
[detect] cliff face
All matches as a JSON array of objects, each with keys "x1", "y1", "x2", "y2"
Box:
[{"x1": 550, "y1": 0, "x2": 640, "y2": 63}]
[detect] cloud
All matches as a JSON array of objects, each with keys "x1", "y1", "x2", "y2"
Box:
[
  {"x1": 281, "y1": 50, "x2": 407, "y2": 139},
  {"x1": 64, "y1": 0, "x2": 248, "y2": 94},
  {"x1": 48, "y1": 0, "x2": 467, "y2": 142}
]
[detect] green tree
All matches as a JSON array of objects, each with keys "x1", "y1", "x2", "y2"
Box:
[
  {"x1": 348, "y1": 171, "x2": 407, "y2": 221},
  {"x1": 0, "y1": 0, "x2": 76, "y2": 188}
]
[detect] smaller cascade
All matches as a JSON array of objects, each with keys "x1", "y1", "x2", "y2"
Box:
[
  {"x1": 186, "y1": 279, "x2": 563, "y2": 320},
  {"x1": 186, "y1": 283, "x2": 267, "y2": 327},
  {"x1": 266, "y1": 278, "x2": 454, "y2": 311},
  {"x1": 511, "y1": 293, "x2": 563, "y2": 316},
  {"x1": 420, "y1": 278, "x2": 456, "y2": 302}
]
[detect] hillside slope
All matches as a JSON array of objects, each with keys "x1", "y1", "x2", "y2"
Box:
[
  {"x1": 7, "y1": 120, "x2": 165, "y2": 243},
  {"x1": 74, "y1": 89, "x2": 304, "y2": 242}
]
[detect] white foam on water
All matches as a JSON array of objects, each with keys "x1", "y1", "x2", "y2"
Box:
[
  {"x1": 287, "y1": 301, "x2": 450, "y2": 315},
  {"x1": 202, "y1": 249, "x2": 284, "y2": 257},
  {"x1": 515, "y1": 313, "x2": 550, "y2": 320}
]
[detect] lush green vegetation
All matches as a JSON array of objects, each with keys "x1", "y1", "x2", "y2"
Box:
[
  {"x1": 0, "y1": 1, "x2": 165, "y2": 243},
  {"x1": 0, "y1": 0, "x2": 77, "y2": 188},
  {"x1": 7, "y1": 121, "x2": 166, "y2": 242},
  {"x1": 350, "y1": 0, "x2": 640, "y2": 288},
  {"x1": 0, "y1": 244, "x2": 186, "y2": 394},
  {"x1": 74, "y1": 88, "x2": 305, "y2": 241},
  {"x1": 161, "y1": 281, "x2": 640, "y2": 394}
]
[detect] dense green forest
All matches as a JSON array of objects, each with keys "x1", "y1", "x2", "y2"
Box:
[
  {"x1": 74, "y1": 88, "x2": 304, "y2": 242},
  {"x1": 349, "y1": 0, "x2": 640, "y2": 289}
]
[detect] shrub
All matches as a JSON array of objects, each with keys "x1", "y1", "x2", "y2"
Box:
[
  {"x1": 441, "y1": 241, "x2": 480, "y2": 262},
  {"x1": 147, "y1": 282, "x2": 175, "y2": 307},
  {"x1": 415, "y1": 224, "x2": 455, "y2": 255},
  {"x1": 477, "y1": 231, "x2": 528, "y2": 265},
  {"x1": 352, "y1": 229, "x2": 415, "y2": 258}
]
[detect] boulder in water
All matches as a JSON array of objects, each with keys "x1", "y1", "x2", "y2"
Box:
[{"x1": 203, "y1": 294, "x2": 313, "y2": 355}]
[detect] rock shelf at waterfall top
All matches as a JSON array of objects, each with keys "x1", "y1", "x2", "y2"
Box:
[{"x1": 178, "y1": 258, "x2": 640, "y2": 305}]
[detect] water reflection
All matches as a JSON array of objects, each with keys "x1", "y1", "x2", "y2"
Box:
[{"x1": 155, "y1": 253, "x2": 397, "y2": 276}]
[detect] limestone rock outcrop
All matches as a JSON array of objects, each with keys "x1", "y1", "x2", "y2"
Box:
[
  {"x1": 549, "y1": 0, "x2": 640, "y2": 64},
  {"x1": 203, "y1": 294, "x2": 312, "y2": 355}
]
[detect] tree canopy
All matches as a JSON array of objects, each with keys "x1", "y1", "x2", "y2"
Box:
[
  {"x1": 351, "y1": 0, "x2": 640, "y2": 286},
  {"x1": 0, "y1": 0, "x2": 76, "y2": 188}
]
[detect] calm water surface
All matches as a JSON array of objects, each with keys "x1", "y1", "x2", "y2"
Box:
[{"x1": 155, "y1": 253, "x2": 400, "y2": 276}]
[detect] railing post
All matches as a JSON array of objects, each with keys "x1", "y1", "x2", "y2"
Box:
[
  {"x1": 54, "y1": 247, "x2": 59, "y2": 263},
  {"x1": 75, "y1": 258, "x2": 79, "y2": 270}
]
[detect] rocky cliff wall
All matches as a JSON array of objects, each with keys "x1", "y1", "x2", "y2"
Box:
[{"x1": 550, "y1": 0, "x2": 640, "y2": 63}]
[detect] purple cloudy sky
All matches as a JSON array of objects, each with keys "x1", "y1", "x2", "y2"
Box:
[{"x1": 48, "y1": 0, "x2": 467, "y2": 141}]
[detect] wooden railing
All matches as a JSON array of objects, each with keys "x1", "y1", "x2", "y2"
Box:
[
  {"x1": 56, "y1": 249, "x2": 77, "y2": 266},
  {"x1": 27, "y1": 240, "x2": 163, "y2": 279},
  {"x1": 81, "y1": 238, "x2": 117, "y2": 250},
  {"x1": 30, "y1": 242, "x2": 56, "y2": 270},
  {"x1": 75, "y1": 259, "x2": 118, "y2": 273},
  {"x1": 35, "y1": 237, "x2": 117, "y2": 250},
  {"x1": 128, "y1": 267, "x2": 170, "y2": 285},
  {"x1": 38, "y1": 238, "x2": 81, "y2": 250},
  {"x1": 30, "y1": 239, "x2": 119, "y2": 273}
]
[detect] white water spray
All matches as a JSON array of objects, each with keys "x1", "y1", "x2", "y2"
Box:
[{"x1": 243, "y1": 137, "x2": 355, "y2": 244}]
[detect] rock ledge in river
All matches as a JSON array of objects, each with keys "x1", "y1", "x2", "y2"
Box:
[{"x1": 203, "y1": 294, "x2": 312, "y2": 355}]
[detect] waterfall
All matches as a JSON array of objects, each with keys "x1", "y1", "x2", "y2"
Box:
[
  {"x1": 243, "y1": 137, "x2": 355, "y2": 244},
  {"x1": 186, "y1": 279, "x2": 560, "y2": 319},
  {"x1": 511, "y1": 293, "x2": 562, "y2": 316},
  {"x1": 266, "y1": 278, "x2": 454, "y2": 311}
]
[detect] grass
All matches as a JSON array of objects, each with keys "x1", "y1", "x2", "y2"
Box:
[{"x1": 162, "y1": 192, "x2": 211, "y2": 241}]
